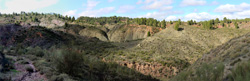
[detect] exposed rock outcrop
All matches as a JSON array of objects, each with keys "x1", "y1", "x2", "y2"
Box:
[
  {"x1": 78, "y1": 24, "x2": 162, "y2": 42},
  {"x1": 117, "y1": 61, "x2": 180, "y2": 78},
  {"x1": 107, "y1": 24, "x2": 161, "y2": 42},
  {"x1": 79, "y1": 27, "x2": 109, "y2": 41}
]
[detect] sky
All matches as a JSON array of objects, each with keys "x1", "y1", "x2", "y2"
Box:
[{"x1": 0, "y1": 0, "x2": 250, "y2": 21}]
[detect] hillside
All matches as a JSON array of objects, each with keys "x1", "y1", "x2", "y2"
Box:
[
  {"x1": 0, "y1": 24, "x2": 158, "y2": 81},
  {"x1": 1, "y1": 12, "x2": 250, "y2": 81},
  {"x1": 102, "y1": 25, "x2": 250, "y2": 79},
  {"x1": 171, "y1": 33, "x2": 250, "y2": 81}
]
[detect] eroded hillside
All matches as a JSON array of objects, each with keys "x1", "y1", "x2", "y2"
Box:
[
  {"x1": 102, "y1": 25, "x2": 250, "y2": 80},
  {"x1": 171, "y1": 33, "x2": 250, "y2": 81}
]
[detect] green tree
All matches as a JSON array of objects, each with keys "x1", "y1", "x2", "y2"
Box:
[
  {"x1": 174, "y1": 23, "x2": 179, "y2": 31},
  {"x1": 65, "y1": 15, "x2": 69, "y2": 20},
  {"x1": 72, "y1": 17, "x2": 75, "y2": 22},
  {"x1": 234, "y1": 22, "x2": 239, "y2": 29},
  {"x1": 203, "y1": 21, "x2": 212, "y2": 29},
  {"x1": 187, "y1": 20, "x2": 194, "y2": 25},
  {"x1": 221, "y1": 23, "x2": 225, "y2": 27},
  {"x1": 223, "y1": 17, "x2": 227, "y2": 23},
  {"x1": 210, "y1": 19, "x2": 215, "y2": 25},
  {"x1": 126, "y1": 19, "x2": 129, "y2": 26},
  {"x1": 178, "y1": 19, "x2": 181, "y2": 25},
  {"x1": 170, "y1": 21, "x2": 173, "y2": 24},
  {"x1": 147, "y1": 31, "x2": 151, "y2": 37},
  {"x1": 215, "y1": 18, "x2": 220, "y2": 24},
  {"x1": 161, "y1": 19, "x2": 166, "y2": 28},
  {"x1": 32, "y1": 17, "x2": 39, "y2": 22}
]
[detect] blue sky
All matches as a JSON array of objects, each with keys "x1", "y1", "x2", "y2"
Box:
[{"x1": 0, "y1": 0, "x2": 250, "y2": 21}]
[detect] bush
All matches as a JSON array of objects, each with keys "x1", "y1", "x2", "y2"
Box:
[
  {"x1": 227, "y1": 61, "x2": 250, "y2": 81},
  {"x1": 50, "y1": 74, "x2": 76, "y2": 81},
  {"x1": 26, "y1": 46, "x2": 44, "y2": 57},
  {"x1": 171, "y1": 63, "x2": 224, "y2": 81},
  {"x1": 54, "y1": 50, "x2": 84, "y2": 77}
]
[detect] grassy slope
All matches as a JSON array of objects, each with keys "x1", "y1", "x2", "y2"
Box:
[
  {"x1": 107, "y1": 25, "x2": 249, "y2": 64},
  {"x1": 171, "y1": 33, "x2": 250, "y2": 81},
  {"x1": 102, "y1": 25, "x2": 250, "y2": 80}
]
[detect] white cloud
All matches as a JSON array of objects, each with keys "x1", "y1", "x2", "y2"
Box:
[
  {"x1": 214, "y1": 4, "x2": 242, "y2": 13},
  {"x1": 63, "y1": 10, "x2": 77, "y2": 16},
  {"x1": 165, "y1": 10, "x2": 250, "y2": 22},
  {"x1": 166, "y1": 16, "x2": 180, "y2": 21},
  {"x1": 144, "y1": 0, "x2": 156, "y2": 4},
  {"x1": 140, "y1": 11, "x2": 182, "y2": 20},
  {"x1": 143, "y1": 0, "x2": 173, "y2": 10},
  {"x1": 235, "y1": 10, "x2": 250, "y2": 16},
  {"x1": 136, "y1": 0, "x2": 143, "y2": 4},
  {"x1": 86, "y1": 0, "x2": 100, "y2": 10},
  {"x1": 211, "y1": 1, "x2": 219, "y2": 5},
  {"x1": 184, "y1": 12, "x2": 219, "y2": 21},
  {"x1": 116, "y1": 5, "x2": 135, "y2": 13},
  {"x1": 193, "y1": 9, "x2": 198, "y2": 12},
  {"x1": 0, "y1": 0, "x2": 58, "y2": 13},
  {"x1": 180, "y1": 0, "x2": 206, "y2": 6},
  {"x1": 79, "y1": 7, "x2": 115, "y2": 17},
  {"x1": 108, "y1": 0, "x2": 114, "y2": 2},
  {"x1": 160, "y1": 6, "x2": 173, "y2": 11},
  {"x1": 214, "y1": 3, "x2": 250, "y2": 13}
]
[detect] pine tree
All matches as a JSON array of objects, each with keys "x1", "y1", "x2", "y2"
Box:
[
  {"x1": 161, "y1": 19, "x2": 166, "y2": 28},
  {"x1": 223, "y1": 17, "x2": 227, "y2": 23},
  {"x1": 147, "y1": 31, "x2": 151, "y2": 37},
  {"x1": 203, "y1": 21, "x2": 212, "y2": 29},
  {"x1": 215, "y1": 18, "x2": 220, "y2": 24},
  {"x1": 194, "y1": 20, "x2": 197, "y2": 25},
  {"x1": 170, "y1": 21, "x2": 173, "y2": 24},
  {"x1": 178, "y1": 19, "x2": 181, "y2": 25},
  {"x1": 72, "y1": 17, "x2": 75, "y2": 22},
  {"x1": 234, "y1": 22, "x2": 239, "y2": 29},
  {"x1": 221, "y1": 23, "x2": 225, "y2": 27},
  {"x1": 174, "y1": 23, "x2": 179, "y2": 31}
]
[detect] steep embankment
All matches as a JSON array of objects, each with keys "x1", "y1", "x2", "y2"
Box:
[
  {"x1": 74, "y1": 24, "x2": 161, "y2": 42},
  {"x1": 104, "y1": 26, "x2": 250, "y2": 79},
  {"x1": 171, "y1": 33, "x2": 250, "y2": 81},
  {"x1": 108, "y1": 24, "x2": 161, "y2": 42}
]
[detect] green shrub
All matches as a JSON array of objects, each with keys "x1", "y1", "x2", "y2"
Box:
[
  {"x1": 171, "y1": 63, "x2": 224, "y2": 81},
  {"x1": 26, "y1": 46, "x2": 44, "y2": 57},
  {"x1": 227, "y1": 61, "x2": 250, "y2": 81},
  {"x1": 54, "y1": 50, "x2": 84, "y2": 77},
  {"x1": 50, "y1": 74, "x2": 76, "y2": 81},
  {"x1": 147, "y1": 31, "x2": 151, "y2": 37}
]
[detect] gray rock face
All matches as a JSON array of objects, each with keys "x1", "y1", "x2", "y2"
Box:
[
  {"x1": 79, "y1": 27, "x2": 109, "y2": 41},
  {"x1": 39, "y1": 19, "x2": 65, "y2": 28},
  {"x1": 78, "y1": 25, "x2": 161, "y2": 42},
  {"x1": 107, "y1": 25, "x2": 149, "y2": 42}
]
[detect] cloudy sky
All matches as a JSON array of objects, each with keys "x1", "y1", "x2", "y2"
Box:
[{"x1": 0, "y1": 0, "x2": 250, "y2": 21}]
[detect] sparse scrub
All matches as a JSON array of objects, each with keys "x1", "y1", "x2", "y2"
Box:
[
  {"x1": 171, "y1": 63, "x2": 225, "y2": 81},
  {"x1": 227, "y1": 61, "x2": 250, "y2": 81}
]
